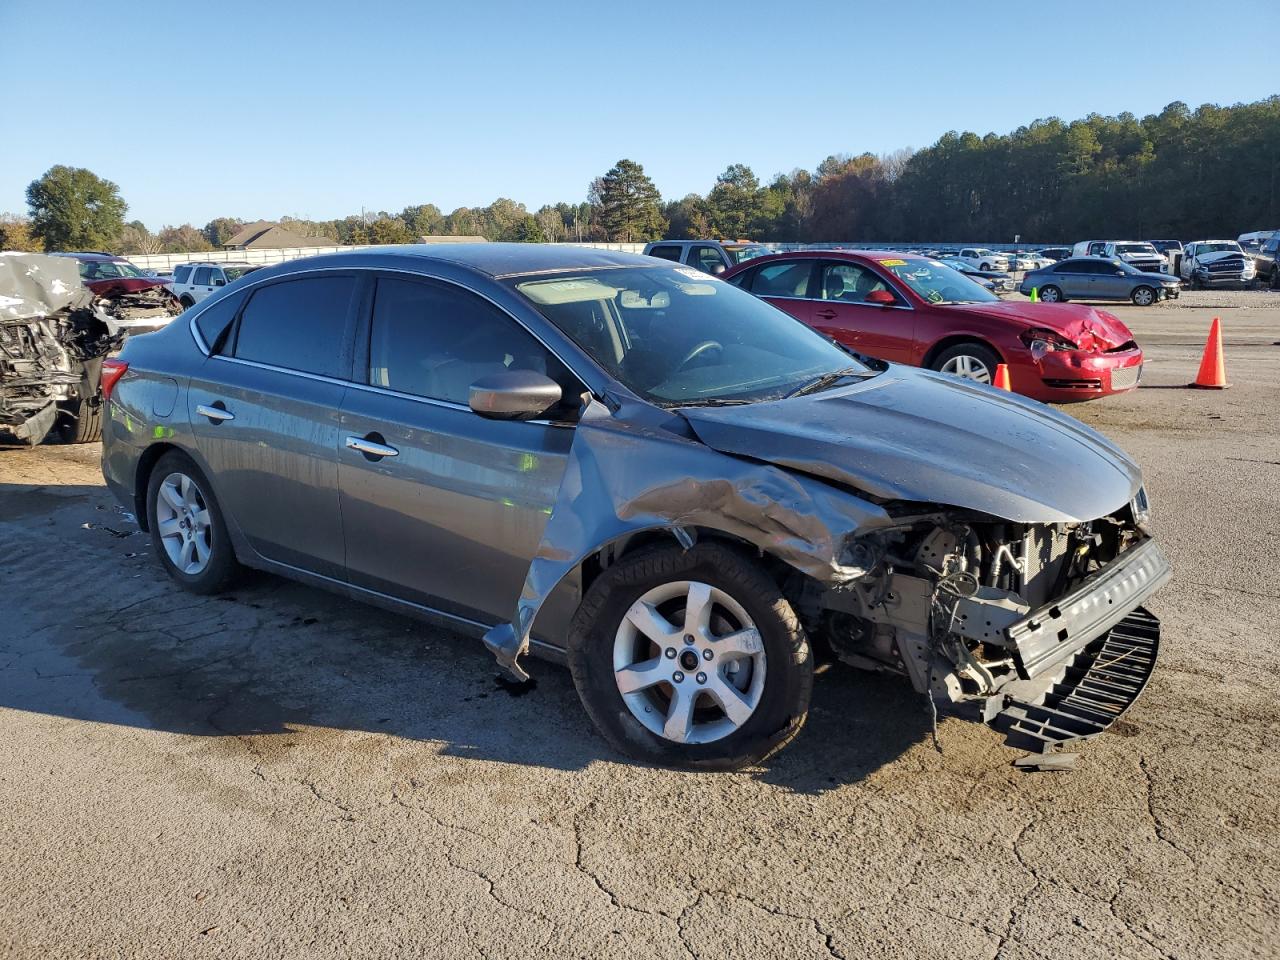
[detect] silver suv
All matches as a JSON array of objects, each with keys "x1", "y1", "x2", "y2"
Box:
[{"x1": 170, "y1": 262, "x2": 261, "y2": 307}]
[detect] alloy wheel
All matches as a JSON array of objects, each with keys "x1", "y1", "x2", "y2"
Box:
[
  {"x1": 612, "y1": 580, "x2": 767, "y2": 744},
  {"x1": 155, "y1": 471, "x2": 213, "y2": 575},
  {"x1": 940, "y1": 354, "x2": 993, "y2": 383}
]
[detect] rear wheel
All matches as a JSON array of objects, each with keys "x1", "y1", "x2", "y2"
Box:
[
  {"x1": 53, "y1": 397, "x2": 103, "y2": 443},
  {"x1": 567, "y1": 542, "x2": 812, "y2": 771},
  {"x1": 931, "y1": 341, "x2": 1000, "y2": 384},
  {"x1": 146, "y1": 452, "x2": 240, "y2": 594},
  {"x1": 1131, "y1": 285, "x2": 1156, "y2": 307},
  {"x1": 1038, "y1": 285, "x2": 1063, "y2": 303}
]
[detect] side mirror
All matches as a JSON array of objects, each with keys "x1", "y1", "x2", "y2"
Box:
[
  {"x1": 710, "y1": 263, "x2": 727, "y2": 275},
  {"x1": 213, "y1": 279, "x2": 226, "y2": 287},
  {"x1": 469, "y1": 369, "x2": 562, "y2": 421},
  {"x1": 866, "y1": 289, "x2": 896, "y2": 306}
]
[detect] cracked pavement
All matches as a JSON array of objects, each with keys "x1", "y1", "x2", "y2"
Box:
[{"x1": 1, "y1": 297, "x2": 1278, "y2": 959}]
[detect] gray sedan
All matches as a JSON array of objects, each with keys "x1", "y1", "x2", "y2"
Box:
[
  {"x1": 101, "y1": 245, "x2": 1170, "y2": 769},
  {"x1": 1020, "y1": 256, "x2": 1181, "y2": 306}
]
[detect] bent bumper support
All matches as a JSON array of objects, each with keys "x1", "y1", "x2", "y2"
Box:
[{"x1": 998, "y1": 607, "x2": 1160, "y2": 751}]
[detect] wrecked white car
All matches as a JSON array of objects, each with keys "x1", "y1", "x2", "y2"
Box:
[
  {"x1": 100, "y1": 246, "x2": 1171, "y2": 770},
  {"x1": 0, "y1": 252, "x2": 148, "y2": 444}
]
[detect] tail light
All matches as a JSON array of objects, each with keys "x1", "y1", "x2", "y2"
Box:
[{"x1": 100, "y1": 359, "x2": 129, "y2": 401}]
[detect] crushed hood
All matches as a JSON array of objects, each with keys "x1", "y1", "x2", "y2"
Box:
[
  {"x1": 949, "y1": 301, "x2": 1135, "y2": 349},
  {"x1": 680, "y1": 368, "x2": 1142, "y2": 523}
]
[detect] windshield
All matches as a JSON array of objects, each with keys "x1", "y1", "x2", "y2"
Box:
[
  {"x1": 78, "y1": 259, "x2": 146, "y2": 281},
  {"x1": 1199, "y1": 242, "x2": 1242, "y2": 255},
  {"x1": 223, "y1": 266, "x2": 257, "y2": 281},
  {"x1": 1114, "y1": 243, "x2": 1158, "y2": 256},
  {"x1": 879, "y1": 258, "x2": 1000, "y2": 304},
  {"x1": 508, "y1": 266, "x2": 869, "y2": 405}
]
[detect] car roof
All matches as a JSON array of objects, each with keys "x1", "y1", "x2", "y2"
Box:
[
  {"x1": 259, "y1": 243, "x2": 661, "y2": 279},
  {"x1": 50, "y1": 251, "x2": 126, "y2": 262}
]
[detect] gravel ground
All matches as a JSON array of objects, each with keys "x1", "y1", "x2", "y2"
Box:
[{"x1": 1, "y1": 300, "x2": 1277, "y2": 959}]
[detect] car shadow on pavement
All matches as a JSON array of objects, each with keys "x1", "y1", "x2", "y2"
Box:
[{"x1": 1, "y1": 477, "x2": 930, "y2": 785}]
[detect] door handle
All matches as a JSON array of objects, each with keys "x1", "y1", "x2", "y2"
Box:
[
  {"x1": 815, "y1": 309, "x2": 837, "y2": 320},
  {"x1": 346, "y1": 434, "x2": 399, "y2": 459},
  {"x1": 196, "y1": 403, "x2": 234, "y2": 423}
]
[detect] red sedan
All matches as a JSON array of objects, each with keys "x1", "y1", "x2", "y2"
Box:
[{"x1": 722, "y1": 251, "x2": 1143, "y2": 403}]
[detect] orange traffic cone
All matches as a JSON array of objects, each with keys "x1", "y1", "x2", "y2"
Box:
[
  {"x1": 1189, "y1": 317, "x2": 1229, "y2": 389},
  {"x1": 993, "y1": 363, "x2": 1012, "y2": 391}
]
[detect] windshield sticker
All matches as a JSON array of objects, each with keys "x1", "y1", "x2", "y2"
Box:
[
  {"x1": 877, "y1": 258, "x2": 907, "y2": 267},
  {"x1": 675, "y1": 267, "x2": 719, "y2": 282}
]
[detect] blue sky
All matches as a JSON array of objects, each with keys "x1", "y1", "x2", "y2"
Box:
[{"x1": 1, "y1": 0, "x2": 1273, "y2": 230}]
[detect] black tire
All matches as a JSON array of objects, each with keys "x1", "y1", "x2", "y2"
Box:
[
  {"x1": 567, "y1": 542, "x2": 813, "y2": 771},
  {"x1": 930, "y1": 341, "x2": 1002, "y2": 383},
  {"x1": 53, "y1": 396, "x2": 103, "y2": 443},
  {"x1": 1039, "y1": 285, "x2": 1064, "y2": 303},
  {"x1": 1131, "y1": 285, "x2": 1156, "y2": 307},
  {"x1": 179, "y1": 294, "x2": 195, "y2": 308},
  {"x1": 145, "y1": 451, "x2": 240, "y2": 594}
]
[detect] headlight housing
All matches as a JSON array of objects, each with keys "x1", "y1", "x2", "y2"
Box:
[
  {"x1": 1130, "y1": 486, "x2": 1151, "y2": 528},
  {"x1": 1020, "y1": 327, "x2": 1078, "y2": 361}
]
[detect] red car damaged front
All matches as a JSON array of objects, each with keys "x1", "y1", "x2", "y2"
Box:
[
  {"x1": 722, "y1": 251, "x2": 1144, "y2": 404},
  {"x1": 947, "y1": 300, "x2": 1144, "y2": 401}
]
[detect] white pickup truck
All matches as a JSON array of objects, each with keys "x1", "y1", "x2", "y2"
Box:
[
  {"x1": 954, "y1": 248, "x2": 1010, "y2": 272},
  {"x1": 1179, "y1": 240, "x2": 1256, "y2": 288},
  {"x1": 1073, "y1": 241, "x2": 1168, "y2": 274}
]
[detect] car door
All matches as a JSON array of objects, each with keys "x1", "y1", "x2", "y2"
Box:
[
  {"x1": 1052, "y1": 261, "x2": 1092, "y2": 299},
  {"x1": 337, "y1": 274, "x2": 579, "y2": 624},
  {"x1": 1095, "y1": 261, "x2": 1133, "y2": 299},
  {"x1": 810, "y1": 260, "x2": 916, "y2": 363},
  {"x1": 190, "y1": 266, "x2": 217, "y2": 303},
  {"x1": 743, "y1": 259, "x2": 817, "y2": 325},
  {"x1": 187, "y1": 272, "x2": 359, "y2": 578}
]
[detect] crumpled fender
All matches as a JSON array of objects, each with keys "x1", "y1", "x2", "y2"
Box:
[{"x1": 482, "y1": 398, "x2": 894, "y2": 680}]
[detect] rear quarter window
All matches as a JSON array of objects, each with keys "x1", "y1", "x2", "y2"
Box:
[
  {"x1": 233, "y1": 275, "x2": 358, "y2": 377},
  {"x1": 193, "y1": 291, "x2": 245, "y2": 352},
  {"x1": 646, "y1": 245, "x2": 683, "y2": 262}
]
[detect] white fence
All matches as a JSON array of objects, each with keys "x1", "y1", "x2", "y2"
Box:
[{"x1": 127, "y1": 241, "x2": 648, "y2": 272}]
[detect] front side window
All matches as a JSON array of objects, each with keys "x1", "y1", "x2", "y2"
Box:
[
  {"x1": 368, "y1": 277, "x2": 574, "y2": 408},
  {"x1": 508, "y1": 265, "x2": 870, "y2": 405},
  {"x1": 234, "y1": 275, "x2": 357, "y2": 377},
  {"x1": 751, "y1": 261, "x2": 811, "y2": 298},
  {"x1": 819, "y1": 262, "x2": 892, "y2": 303},
  {"x1": 688, "y1": 245, "x2": 726, "y2": 273}
]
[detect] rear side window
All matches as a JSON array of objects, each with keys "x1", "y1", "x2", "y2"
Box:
[
  {"x1": 752, "y1": 261, "x2": 811, "y2": 298},
  {"x1": 194, "y1": 291, "x2": 245, "y2": 352},
  {"x1": 174, "y1": 265, "x2": 192, "y2": 283},
  {"x1": 193, "y1": 267, "x2": 213, "y2": 285},
  {"x1": 234, "y1": 276, "x2": 357, "y2": 377},
  {"x1": 368, "y1": 277, "x2": 572, "y2": 407},
  {"x1": 647, "y1": 245, "x2": 682, "y2": 262}
]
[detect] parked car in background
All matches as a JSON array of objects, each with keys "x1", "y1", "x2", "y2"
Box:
[
  {"x1": 641, "y1": 240, "x2": 769, "y2": 275},
  {"x1": 1084, "y1": 242, "x2": 1169, "y2": 275},
  {"x1": 1237, "y1": 230, "x2": 1277, "y2": 254},
  {"x1": 1179, "y1": 241, "x2": 1256, "y2": 288},
  {"x1": 101, "y1": 244, "x2": 1169, "y2": 768},
  {"x1": 1021, "y1": 257, "x2": 1180, "y2": 306},
  {"x1": 1148, "y1": 240, "x2": 1183, "y2": 257},
  {"x1": 938, "y1": 257, "x2": 1018, "y2": 292},
  {"x1": 1036, "y1": 247, "x2": 1073, "y2": 262},
  {"x1": 1254, "y1": 233, "x2": 1280, "y2": 287},
  {"x1": 724, "y1": 250, "x2": 1144, "y2": 401},
  {"x1": 954, "y1": 247, "x2": 1010, "y2": 272},
  {"x1": 1013, "y1": 251, "x2": 1055, "y2": 270},
  {"x1": 49, "y1": 252, "x2": 184, "y2": 332},
  {"x1": 170, "y1": 262, "x2": 263, "y2": 307}
]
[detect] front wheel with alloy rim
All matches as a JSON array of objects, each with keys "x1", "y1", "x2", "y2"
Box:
[
  {"x1": 931, "y1": 341, "x2": 1001, "y2": 385},
  {"x1": 567, "y1": 542, "x2": 813, "y2": 770},
  {"x1": 1131, "y1": 285, "x2": 1157, "y2": 306},
  {"x1": 146, "y1": 451, "x2": 240, "y2": 593}
]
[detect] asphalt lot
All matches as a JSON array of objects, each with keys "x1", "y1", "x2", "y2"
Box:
[{"x1": 2, "y1": 290, "x2": 1278, "y2": 959}]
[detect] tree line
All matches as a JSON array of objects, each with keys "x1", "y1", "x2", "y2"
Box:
[{"x1": 3, "y1": 97, "x2": 1276, "y2": 255}]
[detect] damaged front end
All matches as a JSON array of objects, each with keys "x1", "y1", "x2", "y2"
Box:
[
  {"x1": 820, "y1": 498, "x2": 1170, "y2": 751},
  {"x1": 0, "y1": 253, "x2": 126, "y2": 445}
]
